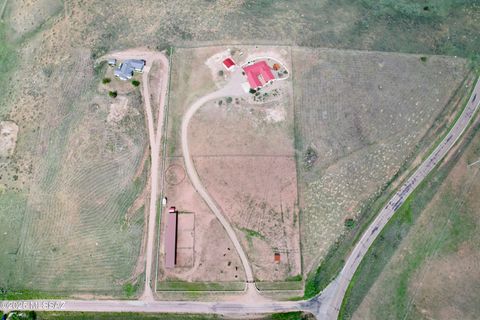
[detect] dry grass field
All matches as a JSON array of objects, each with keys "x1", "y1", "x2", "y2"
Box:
[
  {"x1": 292, "y1": 48, "x2": 470, "y2": 273},
  {"x1": 0, "y1": 49, "x2": 150, "y2": 295},
  {"x1": 349, "y1": 122, "x2": 480, "y2": 320},
  {"x1": 0, "y1": 7, "x2": 154, "y2": 294}
]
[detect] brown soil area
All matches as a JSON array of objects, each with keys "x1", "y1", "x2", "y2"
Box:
[
  {"x1": 185, "y1": 62, "x2": 300, "y2": 281},
  {"x1": 161, "y1": 45, "x2": 298, "y2": 283},
  {"x1": 158, "y1": 157, "x2": 245, "y2": 282},
  {"x1": 194, "y1": 156, "x2": 300, "y2": 281}
]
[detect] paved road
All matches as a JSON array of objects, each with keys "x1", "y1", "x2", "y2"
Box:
[
  {"x1": 180, "y1": 69, "x2": 256, "y2": 285},
  {"x1": 0, "y1": 299, "x2": 313, "y2": 315},
  {"x1": 317, "y1": 76, "x2": 480, "y2": 320}
]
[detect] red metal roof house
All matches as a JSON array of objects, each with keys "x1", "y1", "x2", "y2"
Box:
[
  {"x1": 222, "y1": 58, "x2": 236, "y2": 71},
  {"x1": 165, "y1": 207, "x2": 178, "y2": 269},
  {"x1": 243, "y1": 61, "x2": 275, "y2": 89}
]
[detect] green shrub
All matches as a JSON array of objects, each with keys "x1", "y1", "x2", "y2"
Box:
[
  {"x1": 226, "y1": 97, "x2": 233, "y2": 103},
  {"x1": 123, "y1": 283, "x2": 138, "y2": 298},
  {"x1": 303, "y1": 147, "x2": 318, "y2": 169},
  {"x1": 132, "y1": 80, "x2": 140, "y2": 87},
  {"x1": 420, "y1": 56, "x2": 428, "y2": 62},
  {"x1": 166, "y1": 46, "x2": 174, "y2": 57},
  {"x1": 102, "y1": 77, "x2": 111, "y2": 84},
  {"x1": 108, "y1": 90, "x2": 117, "y2": 98},
  {"x1": 344, "y1": 218, "x2": 355, "y2": 229},
  {"x1": 286, "y1": 274, "x2": 303, "y2": 281}
]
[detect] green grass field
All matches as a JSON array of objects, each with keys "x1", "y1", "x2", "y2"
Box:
[{"x1": 0, "y1": 22, "x2": 16, "y2": 115}]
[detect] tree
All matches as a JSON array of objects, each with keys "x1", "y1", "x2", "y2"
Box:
[
  {"x1": 108, "y1": 90, "x2": 117, "y2": 98},
  {"x1": 102, "y1": 77, "x2": 111, "y2": 84},
  {"x1": 132, "y1": 80, "x2": 140, "y2": 87}
]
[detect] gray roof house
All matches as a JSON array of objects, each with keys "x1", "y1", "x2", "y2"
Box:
[
  {"x1": 126, "y1": 59, "x2": 146, "y2": 72},
  {"x1": 114, "y1": 59, "x2": 146, "y2": 81}
]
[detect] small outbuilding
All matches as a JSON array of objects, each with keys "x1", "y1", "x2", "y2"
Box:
[
  {"x1": 274, "y1": 252, "x2": 281, "y2": 264},
  {"x1": 222, "y1": 57, "x2": 236, "y2": 71},
  {"x1": 107, "y1": 58, "x2": 117, "y2": 66}
]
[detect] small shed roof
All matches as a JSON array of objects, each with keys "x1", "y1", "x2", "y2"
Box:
[
  {"x1": 222, "y1": 58, "x2": 236, "y2": 70},
  {"x1": 274, "y1": 252, "x2": 281, "y2": 263}
]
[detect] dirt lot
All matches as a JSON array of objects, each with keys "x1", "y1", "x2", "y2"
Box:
[
  {"x1": 160, "y1": 45, "x2": 300, "y2": 283},
  {"x1": 352, "y1": 123, "x2": 480, "y2": 320},
  {"x1": 158, "y1": 158, "x2": 245, "y2": 283},
  {"x1": 292, "y1": 47, "x2": 470, "y2": 273},
  {"x1": 190, "y1": 96, "x2": 300, "y2": 281}
]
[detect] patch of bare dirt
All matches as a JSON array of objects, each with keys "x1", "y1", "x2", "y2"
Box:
[
  {"x1": 107, "y1": 96, "x2": 130, "y2": 123},
  {"x1": 0, "y1": 121, "x2": 18, "y2": 157},
  {"x1": 195, "y1": 156, "x2": 300, "y2": 281},
  {"x1": 158, "y1": 157, "x2": 245, "y2": 282},
  {"x1": 185, "y1": 57, "x2": 299, "y2": 281}
]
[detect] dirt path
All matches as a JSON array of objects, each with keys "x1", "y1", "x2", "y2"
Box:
[
  {"x1": 100, "y1": 49, "x2": 169, "y2": 301},
  {"x1": 0, "y1": 0, "x2": 8, "y2": 21},
  {"x1": 180, "y1": 69, "x2": 257, "y2": 288}
]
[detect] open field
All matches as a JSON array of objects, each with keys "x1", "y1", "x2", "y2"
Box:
[
  {"x1": 0, "y1": 53, "x2": 150, "y2": 295},
  {"x1": 292, "y1": 47, "x2": 471, "y2": 277},
  {"x1": 0, "y1": 31, "x2": 152, "y2": 296},
  {"x1": 343, "y1": 120, "x2": 480, "y2": 320},
  {"x1": 5, "y1": 0, "x2": 475, "y2": 60}
]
